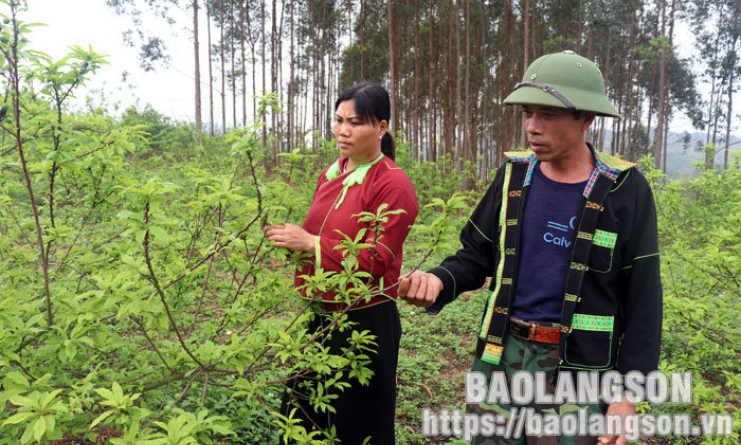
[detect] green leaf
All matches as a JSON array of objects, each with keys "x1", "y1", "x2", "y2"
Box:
[
  {"x1": 40, "y1": 389, "x2": 63, "y2": 410},
  {"x1": 33, "y1": 416, "x2": 46, "y2": 441},
  {"x1": 2, "y1": 411, "x2": 36, "y2": 426},
  {"x1": 8, "y1": 394, "x2": 36, "y2": 408},
  {"x1": 90, "y1": 410, "x2": 115, "y2": 429}
]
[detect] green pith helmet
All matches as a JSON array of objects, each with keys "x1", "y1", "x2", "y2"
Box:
[{"x1": 503, "y1": 50, "x2": 620, "y2": 118}]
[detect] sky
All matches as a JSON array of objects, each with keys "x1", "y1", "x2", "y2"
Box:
[{"x1": 23, "y1": 0, "x2": 197, "y2": 121}]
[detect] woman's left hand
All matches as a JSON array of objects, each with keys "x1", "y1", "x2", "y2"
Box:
[{"x1": 263, "y1": 223, "x2": 315, "y2": 253}]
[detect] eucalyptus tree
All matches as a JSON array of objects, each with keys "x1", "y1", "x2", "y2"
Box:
[
  {"x1": 100, "y1": 0, "x2": 714, "y2": 177},
  {"x1": 337, "y1": 0, "x2": 505, "y2": 178},
  {"x1": 105, "y1": 0, "x2": 205, "y2": 133},
  {"x1": 294, "y1": 0, "x2": 344, "y2": 151},
  {"x1": 338, "y1": 1, "x2": 388, "y2": 89},
  {"x1": 689, "y1": 0, "x2": 741, "y2": 169}
]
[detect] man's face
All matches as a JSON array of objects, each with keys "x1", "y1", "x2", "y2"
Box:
[{"x1": 521, "y1": 105, "x2": 593, "y2": 164}]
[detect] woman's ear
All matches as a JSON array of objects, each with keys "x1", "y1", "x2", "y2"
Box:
[{"x1": 379, "y1": 119, "x2": 388, "y2": 138}]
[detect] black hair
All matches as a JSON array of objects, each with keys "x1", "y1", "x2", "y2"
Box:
[{"x1": 335, "y1": 82, "x2": 396, "y2": 160}]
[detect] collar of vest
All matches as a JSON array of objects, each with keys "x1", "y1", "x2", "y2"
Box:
[{"x1": 503, "y1": 143, "x2": 635, "y2": 180}]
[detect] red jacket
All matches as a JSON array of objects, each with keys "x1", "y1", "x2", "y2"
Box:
[{"x1": 296, "y1": 155, "x2": 419, "y2": 311}]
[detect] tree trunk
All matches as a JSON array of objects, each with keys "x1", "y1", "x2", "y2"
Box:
[
  {"x1": 413, "y1": 0, "x2": 420, "y2": 160},
  {"x1": 206, "y1": 3, "x2": 214, "y2": 136},
  {"x1": 387, "y1": 0, "x2": 396, "y2": 135},
  {"x1": 444, "y1": 1, "x2": 454, "y2": 161},
  {"x1": 455, "y1": 0, "x2": 463, "y2": 173},
  {"x1": 724, "y1": 64, "x2": 734, "y2": 170},
  {"x1": 429, "y1": 0, "x2": 436, "y2": 163},
  {"x1": 288, "y1": 0, "x2": 295, "y2": 151},
  {"x1": 662, "y1": 0, "x2": 677, "y2": 174},
  {"x1": 518, "y1": 0, "x2": 530, "y2": 149},
  {"x1": 499, "y1": 0, "x2": 514, "y2": 161},
  {"x1": 360, "y1": 0, "x2": 366, "y2": 79},
  {"x1": 271, "y1": 0, "x2": 278, "y2": 165},
  {"x1": 240, "y1": 3, "x2": 247, "y2": 127},
  {"x1": 261, "y1": 0, "x2": 268, "y2": 169},
  {"x1": 464, "y1": 0, "x2": 472, "y2": 177},
  {"x1": 220, "y1": 0, "x2": 226, "y2": 132},
  {"x1": 193, "y1": 0, "x2": 202, "y2": 134},
  {"x1": 653, "y1": 0, "x2": 668, "y2": 170},
  {"x1": 230, "y1": 7, "x2": 237, "y2": 128}
]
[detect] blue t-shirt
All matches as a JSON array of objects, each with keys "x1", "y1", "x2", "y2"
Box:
[{"x1": 511, "y1": 165, "x2": 586, "y2": 322}]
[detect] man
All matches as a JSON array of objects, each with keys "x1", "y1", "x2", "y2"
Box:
[{"x1": 399, "y1": 51, "x2": 662, "y2": 445}]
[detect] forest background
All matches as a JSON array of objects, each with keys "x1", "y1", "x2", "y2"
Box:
[{"x1": 0, "y1": 0, "x2": 739, "y2": 444}]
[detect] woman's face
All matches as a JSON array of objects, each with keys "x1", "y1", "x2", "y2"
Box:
[{"x1": 333, "y1": 99, "x2": 387, "y2": 168}]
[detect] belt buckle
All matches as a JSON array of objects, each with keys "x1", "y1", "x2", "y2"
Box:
[{"x1": 529, "y1": 322, "x2": 537, "y2": 341}]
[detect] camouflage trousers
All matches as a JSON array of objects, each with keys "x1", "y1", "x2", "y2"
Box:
[{"x1": 468, "y1": 336, "x2": 607, "y2": 445}]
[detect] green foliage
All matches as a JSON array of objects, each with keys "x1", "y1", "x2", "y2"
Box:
[
  {"x1": 90, "y1": 382, "x2": 148, "y2": 430},
  {"x1": 1, "y1": 386, "x2": 68, "y2": 444},
  {"x1": 394, "y1": 292, "x2": 485, "y2": 445},
  {"x1": 117, "y1": 105, "x2": 195, "y2": 156},
  {"x1": 395, "y1": 145, "x2": 484, "y2": 207},
  {"x1": 651, "y1": 164, "x2": 741, "y2": 444},
  {"x1": 0, "y1": 7, "x2": 387, "y2": 443}
]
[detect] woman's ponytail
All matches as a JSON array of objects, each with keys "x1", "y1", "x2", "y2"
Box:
[{"x1": 381, "y1": 132, "x2": 395, "y2": 161}]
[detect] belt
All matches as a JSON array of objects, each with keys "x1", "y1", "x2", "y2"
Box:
[{"x1": 508, "y1": 316, "x2": 561, "y2": 344}]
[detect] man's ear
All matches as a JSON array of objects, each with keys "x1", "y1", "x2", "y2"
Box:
[{"x1": 581, "y1": 112, "x2": 596, "y2": 131}]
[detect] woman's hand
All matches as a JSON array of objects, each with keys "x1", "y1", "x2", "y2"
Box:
[{"x1": 263, "y1": 223, "x2": 316, "y2": 253}]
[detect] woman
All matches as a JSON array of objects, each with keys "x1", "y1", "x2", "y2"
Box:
[{"x1": 264, "y1": 82, "x2": 419, "y2": 444}]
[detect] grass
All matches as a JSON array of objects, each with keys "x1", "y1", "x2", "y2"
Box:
[{"x1": 395, "y1": 290, "x2": 487, "y2": 445}]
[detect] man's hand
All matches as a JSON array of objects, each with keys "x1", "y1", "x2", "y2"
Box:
[
  {"x1": 397, "y1": 271, "x2": 443, "y2": 308},
  {"x1": 598, "y1": 399, "x2": 636, "y2": 445}
]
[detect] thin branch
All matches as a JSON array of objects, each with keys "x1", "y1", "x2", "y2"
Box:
[{"x1": 142, "y1": 199, "x2": 207, "y2": 370}]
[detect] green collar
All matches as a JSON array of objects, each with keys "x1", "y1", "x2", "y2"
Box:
[{"x1": 326, "y1": 154, "x2": 384, "y2": 208}]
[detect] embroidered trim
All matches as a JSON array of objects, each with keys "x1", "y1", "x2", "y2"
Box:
[
  {"x1": 595, "y1": 150, "x2": 636, "y2": 173},
  {"x1": 482, "y1": 343, "x2": 504, "y2": 365},
  {"x1": 571, "y1": 314, "x2": 614, "y2": 332},
  {"x1": 502, "y1": 150, "x2": 538, "y2": 186},
  {"x1": 570, "y1": 262, "x2": 587, "y2": 271},
  {"x1": 479, "y1": 164, "x2": 513, "y2": 339},
  {"x1": 504, "y1": 146, "x2": 635, "y2": 198},
  {"x1": 584, "y1": 148, "x2": 635, "y2": 198},
  {"x1": 314, "y1": 236, "x2": 322, "y2": 270},
  {"x1": 593, "y1": 230, "x2": 617, "y2": 249}
]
